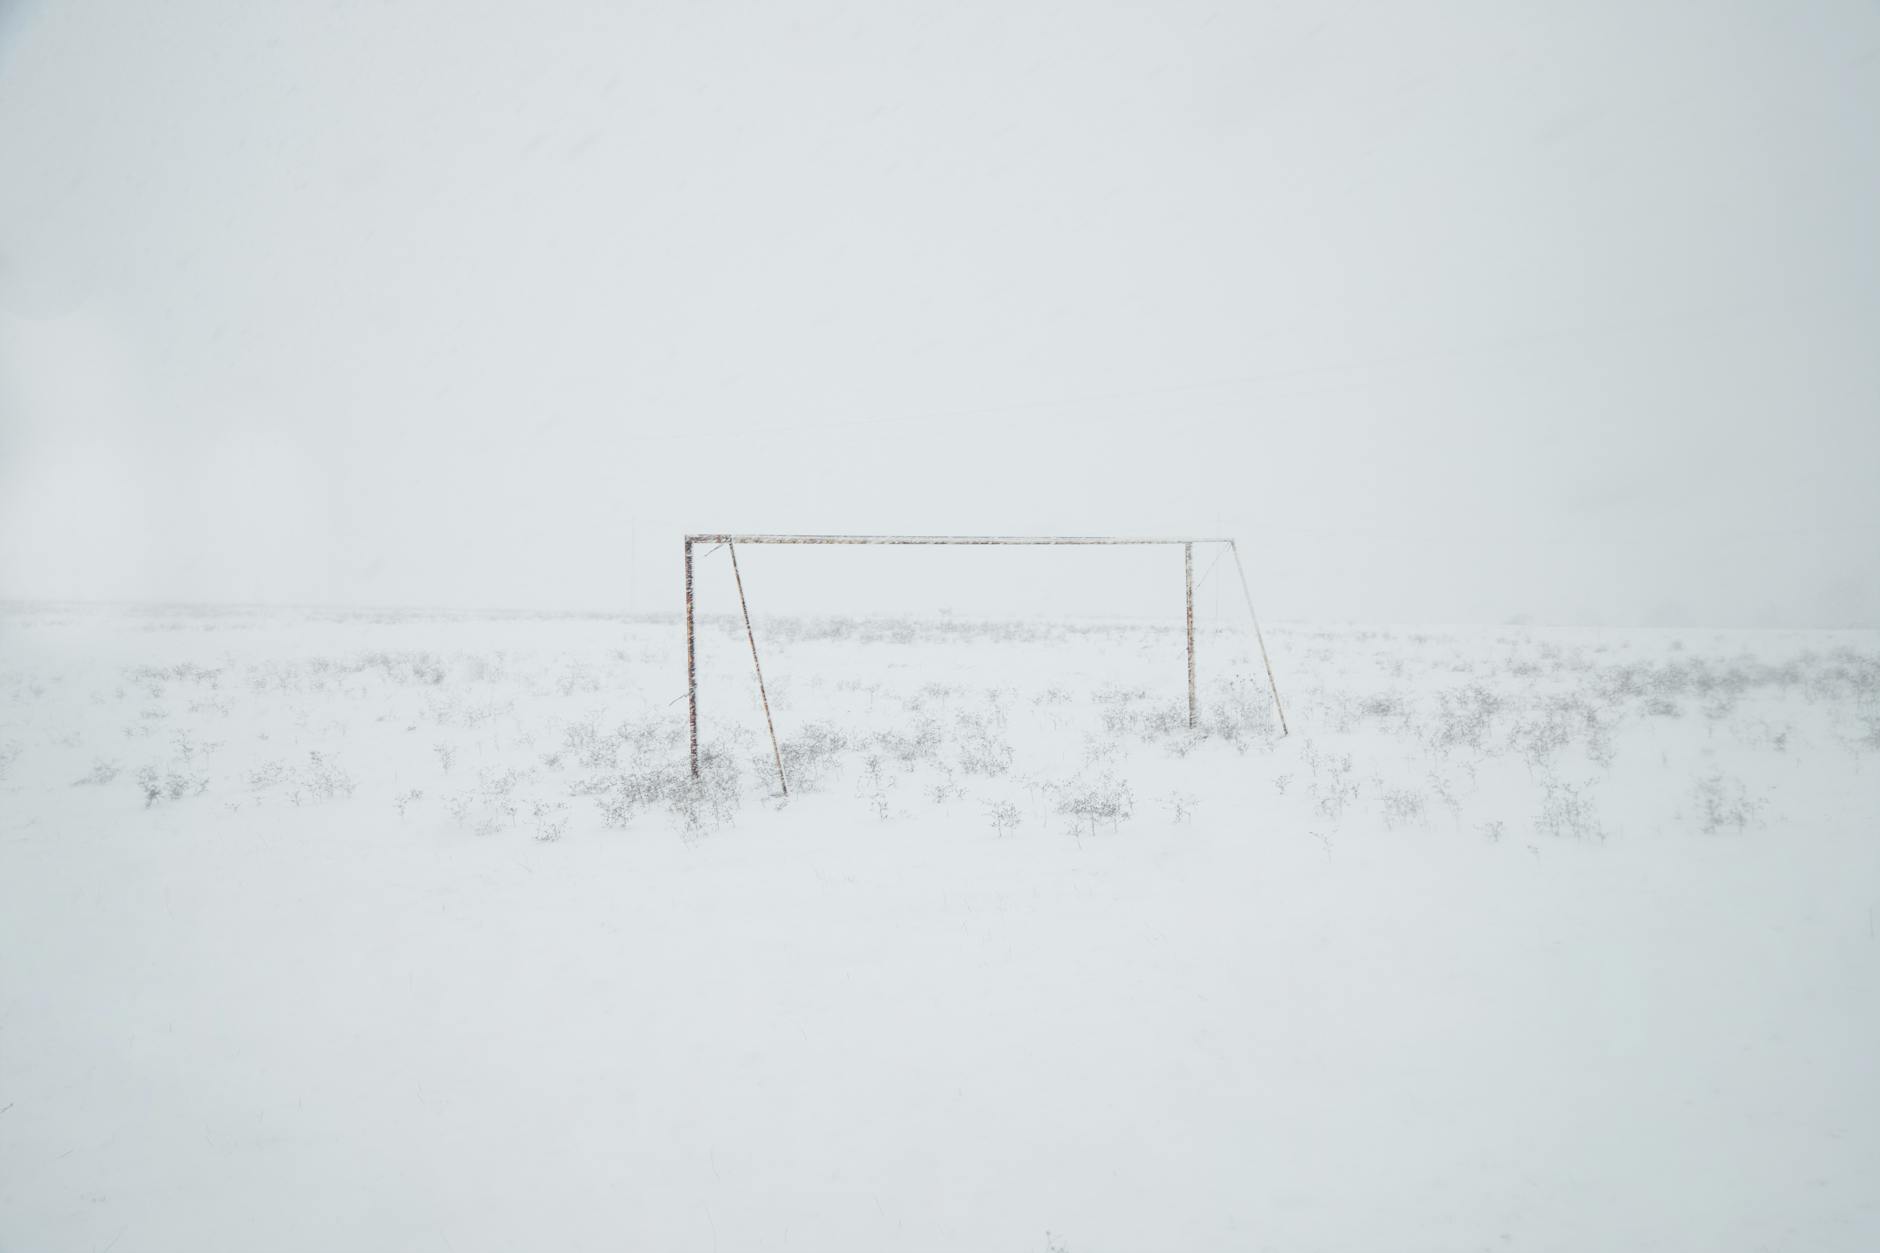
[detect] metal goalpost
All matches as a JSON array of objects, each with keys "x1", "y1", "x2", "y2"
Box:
[{"x1": 682, "y1": 533, "x2": 1287, "y2": 791}]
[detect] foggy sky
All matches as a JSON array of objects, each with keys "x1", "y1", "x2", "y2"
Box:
[{"x1": 2, "y1": 0, "x2": 1876, "y2": 625}]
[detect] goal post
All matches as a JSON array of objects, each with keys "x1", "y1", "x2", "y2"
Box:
[{"x1": 682, "y1": 533, "x2": 1288, "y2": 788}]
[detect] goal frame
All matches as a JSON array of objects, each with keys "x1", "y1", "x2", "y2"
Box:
[{"x1": 683, "y1": 533, "x2": 1286, "y2": 791}]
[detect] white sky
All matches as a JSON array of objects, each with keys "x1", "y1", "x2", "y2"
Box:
[{"x1": 2, "y1": 0, "x2": 1876, "y2": 624}]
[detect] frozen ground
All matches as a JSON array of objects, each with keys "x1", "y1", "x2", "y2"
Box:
[{"x1": 2, "y1": 603, "x2": 1878, "y2": 1252}]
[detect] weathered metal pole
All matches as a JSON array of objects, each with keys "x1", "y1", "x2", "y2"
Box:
[
  {"x1": 1180, "y1": 538, "x2": 1195, "y2": 726},
  {"x1": 1185, "y1": 542, "x2": 1197, "y2": 729},
  {"x1": 1228, "y1": 539, "x2": 1288, "y2": 737},
  {"x1": 685, "y1": 536, "x2": 698, "y2": 778},
  {"x1": 728, "y1": 542, "x2": 788, "y2": 795}
]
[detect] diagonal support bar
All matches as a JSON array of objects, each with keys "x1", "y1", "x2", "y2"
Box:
[
  {"x1": 728, "y1": 542, "x2": 789, "y2": 795},
  {"x1": 1228, "y1": 539, "x2": 1288, "y2": 736}
]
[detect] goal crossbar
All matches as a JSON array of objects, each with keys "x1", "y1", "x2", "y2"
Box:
[
  {"x1": 683, "y1": 533, "x2": 1287, "y2": 789},
  {"x1": 687, "y1": 534, "x2": 1233, "y2": 546}
]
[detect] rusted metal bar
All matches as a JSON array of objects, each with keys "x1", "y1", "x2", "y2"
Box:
[
  {"x1": 729, "y1": 542, "x2": 788, "y2": 796},
  {"x1": 1185, "y1": 542, "x2": 1197, "y2": 729},
  {"x1": 685, "y1": 537, "x2": 698, "y2": 778},
  {"x1": 1228, "y1": 539, "x2": 1288, "y2": 737},
  {"x1": 686, "y1": 534, "x2": 1233, "y2": 547}
]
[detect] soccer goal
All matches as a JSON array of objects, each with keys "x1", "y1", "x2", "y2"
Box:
[{"x1": 683, "y1": 533, "x2": 1287, "y2": 791}]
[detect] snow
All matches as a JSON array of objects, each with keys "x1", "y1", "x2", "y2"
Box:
[{"x1": 2, "y1": 605, "x2": 1877, "y2": 1251}]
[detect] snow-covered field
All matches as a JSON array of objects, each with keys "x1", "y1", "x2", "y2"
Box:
[{"x1": 3, "y1": 604, "x2": 1878, "y2": 1252}]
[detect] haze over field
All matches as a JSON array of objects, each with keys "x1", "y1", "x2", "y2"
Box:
[
  {"x1": 3, "y1": 1, "x2": 1878, "y2": 623},
  {"x1": 5, "y1": 8, "x2": 1880, "y2": 1250}
]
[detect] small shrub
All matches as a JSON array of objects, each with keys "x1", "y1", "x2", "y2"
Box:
[
  {"x1": 247, "y1": 759, "x2": 292, "y2": 791},
  {"x1": 1198, "y1": 675, "x2": 1279, "y2": 749},
  {"x1": 136, "y1": 765, "x2": 163, "y2": 808},
  {"x1": 927, "y1": 766, "x2": 965, "y2": 804},
  {"x1": 1535, "y1": 778, "x2": 1603, "y2": 841},
  {"x1": 1306, "y1": 750, "x2": 1359, "y2": 821},
  {"x1": 957, "y1": 716, "x2": 1014, "y2": 777},
  {"x1": 778, "y1": 722, "x2": 848, "y2": 793},
  {"x1": 164, "y1": 768, "x2": 209, "y2": 801},
  {"x1": 562, "y1": 715, "x2": 618, "y2": 771},
  {"x1": 1057, "y1": 773, "x2": 1134, "y2": 838},
  {"x1": 872, "y1": 718, "x2": 943, "y2": 771},
  {"x1": 1692, "y1": 774, "x2": 1764, "y2": 834},
  {"x1": 1380, "y1": 787, "x2": 1425, "y2": 830},
  {"x1": 592, "y1": 751, "x2": 741, "y2": 835},
  {"x1": 133, "y1": 762, "x2": 206, "y2": 805},
  {"x1": 986, "y1": 799, "x2": 1022, "y2": 837},
  {"x1": 1853, "y1": 715, "x2": 1880, "y2": 755},
  {"x1": 72, "y1": 759, "x2": 121, "y2": 787},
  {"x1": 1426, "y1": 771, "x2": 1464, "y2": 829},
  {"x1": 672, "y1": 750, "x2": 742, "y2": 834},
  {"x1": 300, "y1": 752, "x2": 356, "y2": 802},
  {"x1": 1431, "y1": 683, "x2": 1502, "y2": 754},
  {"x1": 530, "y1": 799, "x2": 569, "y2": 842}
]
